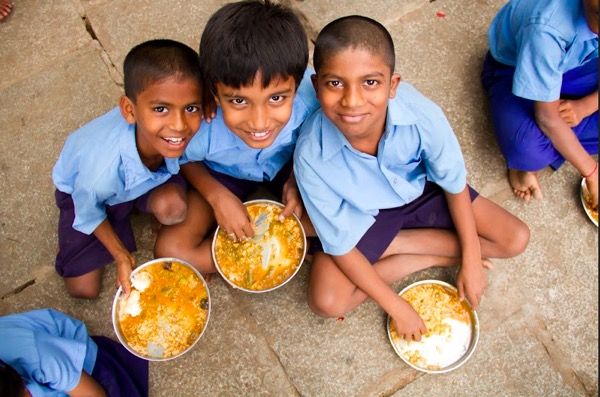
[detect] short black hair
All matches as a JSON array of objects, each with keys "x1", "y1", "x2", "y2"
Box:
[
  {"x1": 0, "y1": 360, "x2": 25, "y2": 397},
  {"x1": 199, "y1": 0, "x2": 308, "y2": 94},
  {"x1": 123, "y1": 39, "x2": 202, "y2": 101},
  {"x1": 313, "y1": 16, "x2": 395, "y2": 74}
]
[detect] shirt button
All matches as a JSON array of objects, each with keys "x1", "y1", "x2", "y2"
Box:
[{"x1": 393, "y1": 178, "x2": 398, "y2": 184}]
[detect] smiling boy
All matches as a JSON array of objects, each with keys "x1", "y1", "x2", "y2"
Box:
[
  {"x1": 154, "y1": 0, "x2": 318, "y2": 273},
  {"x1": 52, "y1": 39, "x2": 202, "y2": 298},
  {"x1": 294, "y1": 16, "x2": 529, "y2": 341}
]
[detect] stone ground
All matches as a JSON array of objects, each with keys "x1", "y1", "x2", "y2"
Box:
[{"x1": 0, "y1": 0, "x2": 597, "y2": 396}]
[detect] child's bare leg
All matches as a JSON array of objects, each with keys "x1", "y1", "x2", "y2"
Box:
[
  {"x1": 146, "y1": 182, "x2": 187, "y2": 225},
  {"x1": 154, "y1": 189, "x2": 217, "y2": 273},
  {"x1": 64, "y1": 268, "x2": 103, "y2": 299},
  {"x1": 308, "y1": 252, "x2": 458, "y2": 317},
  {"x1": 508, "y1": 168, "x2": 543, "y2": 202}
]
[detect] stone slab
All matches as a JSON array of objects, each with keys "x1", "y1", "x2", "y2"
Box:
[{"x1": 0, "y1": 0, "x2": 90, "y2": 89}]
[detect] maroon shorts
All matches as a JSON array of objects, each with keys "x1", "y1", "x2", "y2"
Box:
[
  {"x1": 309, "y1": 182, "x2": 479, "y2": 263},
  {"x1": 205, "y1": 161, "x2": 292, "y2": 201},
  {"x1": 54, "y1": 175, "x2": 186, "y2": 277}
]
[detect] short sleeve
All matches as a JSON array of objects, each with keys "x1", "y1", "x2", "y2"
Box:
[
  {"x1": 182, "y1": 123, "x2": 210, "y2": 163},
  {"x1": 70, "y1": 183, "x2": 108, "y2": 235},
  {"x1": 420, "y1": 108, "x2": 467, "y2": 194},
  {"x1": 513, "y1": 24, "x2": 564, "y2": 101},
  {"x1": 294, "y1": 151, "x2": 374, "y2": 256}
]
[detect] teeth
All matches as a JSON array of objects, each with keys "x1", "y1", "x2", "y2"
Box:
[
  {"x1": 251, "y1": 131, "x2": 269, "y2": 138},
  {"x1": 164, "y1": 137, "x2": 183, "y2": 144}
]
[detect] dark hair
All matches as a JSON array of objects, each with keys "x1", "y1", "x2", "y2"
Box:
[
  {"x1": 199, "y1": 0, "x2": 308, "y2": 94},
  {"x1": 123, "y1": 39, "x2": 202, "y2": 101},
  {"x1": 313, "y1": 15, "x2": 395, "y2": 74},
  {"x1": 0, "y1": 360, "x2": 26, "y2": 397}
]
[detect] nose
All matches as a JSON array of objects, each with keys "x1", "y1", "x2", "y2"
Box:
[
  {"x1": 247, "y1": 105, "x2": 268, "y2": 132},
  {"x1": 170, "y1": 110, "x2": 188, "y2": 132},
  {"x1": 341, "y1": 85, "x2": 364, "y2": 108}
]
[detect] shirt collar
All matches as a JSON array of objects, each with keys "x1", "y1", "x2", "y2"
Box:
[
  {"x1": 119, "y1": 123, "x2": 180, "y2": 189},
  {"x1": 207, "y1": 107, "x2": 256, "y2": 154},
  {"x1": 320, "y1": 93, "x2": 419, "y2": 161}
]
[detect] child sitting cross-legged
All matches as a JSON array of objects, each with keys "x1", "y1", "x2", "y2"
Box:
[{"x1": 294, "y1": 16, "x2": 530, "y2": 341}]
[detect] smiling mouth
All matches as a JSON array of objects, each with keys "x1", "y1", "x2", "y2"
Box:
[
  {"x1": 162, "y1": 137, "x2": 185, "y2": 145},
  {"x1": 339, "y1": 114, "x2": 367, "y2": 123},
  {"x1": 249, "y1": 130, "x2": 272, "y2": 141}
]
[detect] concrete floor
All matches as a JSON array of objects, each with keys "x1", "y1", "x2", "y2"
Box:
[{"x1": 0, "y1": 0, "x2": 597, "y2": 396}]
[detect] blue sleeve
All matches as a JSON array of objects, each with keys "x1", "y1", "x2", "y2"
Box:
[
  {"x1": 420, "y1": 107, "x2": 467, "y2": 194},
  {"x1": 70, "y1": 180, "x2": 109, "y2": 235},
  {"x1": 294, "y1": 142, "x2": 374, "y2": 256},
  {"x1": 513, "y1": 24, "x2": 564, "y2": 101},
  {"x1": 182, "y1": 121, "x2": 211, "y2": 164}
]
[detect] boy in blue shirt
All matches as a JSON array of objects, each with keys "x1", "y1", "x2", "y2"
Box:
[
  {"x1": 154, "y1": 0, "x2": 319, "y2": 273},
  {"x1": 294, "y1": 16, "x2": 530, "y2": 341},
  {"x1": 0, "y1": 309, "x2": 148, "y2": 397},
  {"x1": 482, "y1": 0, "x2": 598, "y2": 205},
  {"x1": 52, "y1": 39, "x2": 203, "y2": 298}
]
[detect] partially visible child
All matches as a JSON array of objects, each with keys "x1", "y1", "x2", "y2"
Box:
[
  {"x1": 481, "y1": 0, "x2": 598, "y2": 204},
  {"x1": 52, "y1": 39, "x2": 202, "y2": 298},
  {"x1": 294, "y1": 16, "x2": 530, "y2": 341},
  {"x1": 154, "y1": 0, "x2": 319, "y2": 273},
  {"x1": 0, "y1": 308, "x2": 148, "y2": 397}
]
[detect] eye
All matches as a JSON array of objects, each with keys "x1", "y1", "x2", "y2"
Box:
[
  {"x1": 231, "y1": 98, "x2": 247, "y2": 105},
  {"x1": 153, "y1": 106, "x2": 167, "y2": 113},
  {"x1": 326, "y1": 80, "x2": 342, "y2": 88},
  {"x1": 186, "y1": 105, "x2": 200, "y2": 113},
  {"x1": 270, "y1": 95, "x2": 285, "y2": 103},
  {"x1": 365, "y1": 80, "x2": 379, "y2": 87}
]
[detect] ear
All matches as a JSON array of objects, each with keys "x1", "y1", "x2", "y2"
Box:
[
  {"x1": 311, "y1": 74, "x2": 318, "y2": 95},
  {"x1": 388, "y1": 73, "x2": 401, "y2": 99},
  {"x1": 119, "y1": 96, "x2": 136, "y2": 124}
]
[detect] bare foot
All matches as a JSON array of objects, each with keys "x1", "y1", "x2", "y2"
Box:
[
  {"x1": 0, "y1": 1, "x2": 13, "y2": 22},
  {"x1": 508, "y1": 169, "x2": 543, "y2": 202}
]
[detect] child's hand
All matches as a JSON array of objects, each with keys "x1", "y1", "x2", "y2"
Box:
[
  {"x1": 213, "y1": 190, "x2": 254, "y2": 241},
  {"x1": 390, "y1": 297, "x2": 427, "y2": 341},
  {"x1": 115, "y1": 252, "x2": 135, "y2": 297},
  {"x1": 558, "y1": 99, "x2": 584, "y2": 127},
  {"x1": 202, "y1": 91, "x2": 217, "y2": 123},
  {"x1": 456, "y1": 260, "x2": 488, "y2": 310},
  {"x1": 281, "y1": 178, "x2": 303, "y2": 220}
]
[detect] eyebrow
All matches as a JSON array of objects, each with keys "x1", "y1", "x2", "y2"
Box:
[
  {"x1": 220, "y1": 87, "x2": 295, "y2": 99},
  {"x1": 320, "y1": 72, "x2": 386, "y2": 79}
]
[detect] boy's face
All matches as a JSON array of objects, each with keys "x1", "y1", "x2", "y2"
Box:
[
  {"x1": 120, "y1": 76, "x2": 202, "y2": 165},
  {"x1": 584, "y1": 0, "x2": 599, "y2": 34},
  {"x1": 214, "y1": 71, "x2": 296, "y2": 149},
  {"x1": 313, "y1": 47, "x2": 400, "y2": 148}
]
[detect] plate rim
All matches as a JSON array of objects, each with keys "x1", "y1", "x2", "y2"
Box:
[
  {"x1": 211, "y1": 199, "x2": 307, "y2": 293},
  {"x1": 111, "y1": 257, "x2": 211, "y2": 361},
  {"x1": 386, "y1": 279, "x2": 480, "y2": 374},
  {"x1": 580, "y1": 178, "x2": 598, "y2": 227}
]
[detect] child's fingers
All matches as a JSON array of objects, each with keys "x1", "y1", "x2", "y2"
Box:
[{"x1": 457, "y1": 281, "x2": 465, "y2": 301}]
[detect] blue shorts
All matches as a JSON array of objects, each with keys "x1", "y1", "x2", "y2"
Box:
[
  {"x1": 309, "y1": 182, "x2": 478, "y2": 263},
  {"x1": 55, "y1": 175, "x2": 186, "y2": 277},
  {"x1": 481, "y1": 52, "x2": 598, "y2": 171}
]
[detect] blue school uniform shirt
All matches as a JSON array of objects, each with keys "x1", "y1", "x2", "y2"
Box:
[
  {"x1": 294, "y1": 82, "x2": 467, "y2": 256},
  {"x1": 52, "y1": 107, "x2": 181, "y2": 234},
  {"x1": 0, "y1": 309, "x2": 98, "y2": 397},
  {"x1": 488, "y1": 0, "x2": 598, "y2": 102},
  {"x1": 182, "y1": 68, "x2": 319, "y2": 181}
]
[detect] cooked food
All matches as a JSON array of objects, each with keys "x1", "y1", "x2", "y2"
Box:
[
  {"x1": 116, "y1": 260, "x2": 209, "y2": 359},
  {"x1": 214, "y1": 202, "x2": 304, "y2": 291},
  {"x1": 390, "y1": 283, "x2": 472, "y2": 371},
  {"x1": 582, "y1": 185, "x2": 598, "y2": 223}
]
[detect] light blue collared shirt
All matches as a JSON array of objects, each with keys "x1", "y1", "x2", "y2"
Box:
[
  {"x1": 52, "y1": 107, "x2": 181, "y2": 234},
  {"x1": 0, "y1": 309, "x2": 98, "y2": 397},
  {"x1": 294, "y1": 82, "x2": 467, "y2": 256},
  {"x1": 183, "y1": 68, "x2": 319, "y2": 181},
  {"x1": 488, "y1": 0, "x2": 598, "y2": 101}
]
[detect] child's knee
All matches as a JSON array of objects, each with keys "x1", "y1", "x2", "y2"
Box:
[
  {"x1": 153, "y1": 197, "x2": 187, "y2": 225},
  {"x1": 308, "y1": 291, "x2": 347, "y2": 318},
  {"x1": 503, "y1": 221, "x2": 530, "y2": 257},
  {"x1": 64, "y1": 280, "x2": 101, "y2": 299}
]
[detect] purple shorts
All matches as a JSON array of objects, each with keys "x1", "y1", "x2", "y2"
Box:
[
  {"x1": 481, "y1": 52, "x2": 598, "y2": 171},
  {"x1": 205, "y1": 161, "x2": 292, "y2": 201},
  {"x1": 309, "y1": 182, "x2": 478, "y2": 263},
  {"x1": 55, "y1": 175, "x2": 186, "y2": 278},
  {"x1": 90, "y1": 336, "x2": 148, "y2": 397}
]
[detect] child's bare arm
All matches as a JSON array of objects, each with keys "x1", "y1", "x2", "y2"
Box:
[
  {"x1": 181, "y1": 162, "x2": 254, "y2": 240},
  {"x1": 68, "y1": 371, "x2": 107, "y2": 397},
  {"x1": 280, "y1": 171, "x2": 304, "y2": 220},
  {"x1": 93, "y1": 220, "x2": 135, "y2": 296},
  {"x1": 333, "y1": 248, "x2": 427, "y2": 341},
  {"x1": 559, "y1": 90, "x2": 599, "y2": 127},
  {"x1": 444, "y1": 187, "x2": 486, "y2": 309},
  {"x1": 535, "y1": 100, "x2": 598, "y2": 207}
]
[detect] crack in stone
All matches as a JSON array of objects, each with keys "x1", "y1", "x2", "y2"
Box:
[
  {"x1": 1, "y1": 279, "x2": 35, "y2": 300},
  {"x1": 359, "y1": 366, "x2": 422, "y2": 396},
  {"x1": 79, "y1": 11, "x2": 122, "y2": 88},
  {"x1": 529, "y1": 317, "x2": 592, "y2": 396}
]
